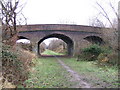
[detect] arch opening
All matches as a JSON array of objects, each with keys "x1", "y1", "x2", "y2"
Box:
[
  {"x1": 38, "y1": 34, "x2": 74, "y2": 56},
  {"x1": 84, "y1": 36, "x2": 104, "y2": 45},
  {"x1": 16, "y1": 36, "x2": 32, "y2": 51},
  {"x1": 17, "y1": 36, "x2": 29, "y2": 40}
]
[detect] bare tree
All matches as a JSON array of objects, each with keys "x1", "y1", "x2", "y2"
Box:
[
  {"x1": 1, "y1": 0, "x2": 27, "y2": 41},
  {"x1": 89, "y1": 15, "x2": 105, "y2": 27},
  {"x1": 40, "y1": 42, "x2": 46, "y2": 53},
  {"x1": 89, "y1": 0, "x2": 119, "y2": 51},
  {"x1": 90, "y1": 0, "x2": 118, "y2": 29},
  {"x1": 97, "y1": 1, "x2": 118, "y2": 28},
  {"x1": 58, "y1": 19, "x2": 77, "y2": 25},
  {"x1": 48, "y1": 39, "x2": 67, "y2": 52}
]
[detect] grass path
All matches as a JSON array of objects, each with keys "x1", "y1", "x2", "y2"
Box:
[
  {"x1": 61, "y1": 58, "x2": 118, "y2": 88},
  {"x1": 21, "y1": 58, "x2": 76, "y2": 88},
  {"x1": 41, "y1": 49, "x2": 64, "y2": 55},
  {"x1": 21, "y1": 57, "x2": 118, "y2": 88},
  {"x1": 19, "y1": 50, "x2": 118, "y2": 88},
  {"x1": 56, "y1": 57, "x2": 91, "y2": 88}
]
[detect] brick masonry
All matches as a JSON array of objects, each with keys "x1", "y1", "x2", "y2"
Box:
[{"x1": 17, "y1": 24, "x2": 110, "y2": 56}]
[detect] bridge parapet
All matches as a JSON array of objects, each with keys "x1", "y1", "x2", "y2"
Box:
[{"x1": 17, "y1": 24, "x2": 109, "y2": 34}]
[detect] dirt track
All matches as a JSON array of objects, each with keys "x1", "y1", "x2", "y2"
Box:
[{"x1": 56, "y1": 57, "x2": 91, "y2": 88}]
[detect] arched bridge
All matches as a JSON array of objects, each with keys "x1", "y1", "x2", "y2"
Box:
[{"x1": 17, "y1": 24, "x2": 108, "y2": 56}]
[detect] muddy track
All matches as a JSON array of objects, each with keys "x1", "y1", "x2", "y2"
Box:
[{"x1": 55, "y1": 57, "x2": 91, "y2": 88}]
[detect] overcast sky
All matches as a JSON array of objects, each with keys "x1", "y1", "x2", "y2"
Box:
[{"x1": 21, "y1": 0, "x2": 100, "y2": 25}]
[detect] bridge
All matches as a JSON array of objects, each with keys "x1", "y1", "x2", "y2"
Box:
[{"x1": 17, "y1": 24, "x2": 109, "y2": 56}]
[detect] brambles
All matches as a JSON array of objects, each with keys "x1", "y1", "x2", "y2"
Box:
[{"x1": 2, "y1": 44, "x2": 36, "y2": 87}]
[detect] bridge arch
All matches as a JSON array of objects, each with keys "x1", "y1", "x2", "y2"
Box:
[
  {"x1": 17, "y1": 36, "x2": 29, "y2": 40},
  {"x1": 38, "y1": 33, "x2": 74, "y2": 56},
  {"x1": 16, "y1": 36, "x2": 31, "y2": 43},
  {"x1": 84, "y1": 36, "x2": 104, "y2": 45}
]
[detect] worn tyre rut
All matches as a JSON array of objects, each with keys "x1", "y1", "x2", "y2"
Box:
[{"x1": 55, "y1": 57, "x2": 91, "y2": 88}]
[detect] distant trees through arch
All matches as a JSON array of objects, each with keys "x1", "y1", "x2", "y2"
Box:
[{"x1": 38, "y1": 33, "x2": 74, "y2": 56}]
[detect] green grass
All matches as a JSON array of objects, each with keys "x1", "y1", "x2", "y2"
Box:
[
  {"x1": 61, "y1": 58, "x2": 118, "y2": 88},
  {"x1": 19, "y1": 49, "x2": 118, "y2": 88},
  {"x1": 41, "y1": 49, "x2": 64, "y2": 55},
  {"x1": 22, "y1": 58, "x2": 75, "y2": 88}
]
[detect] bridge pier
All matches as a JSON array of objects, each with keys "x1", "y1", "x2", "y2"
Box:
[{"x1": 32, "y1": 42, "x2": 39, "y2": 56}]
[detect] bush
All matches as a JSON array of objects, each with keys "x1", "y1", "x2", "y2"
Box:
[
  {"x1": 80, "y1": 44, "x2": 103, "y2": 61},
  {"x1": 97, "y1": 52, "x2": 118, "y2": 66},
  {"x1": 77, "y1": 44, "x2": 118, "y2": 66},
  {"x1": 82, "y1": 44, "x2": 103, "y2": 55}
]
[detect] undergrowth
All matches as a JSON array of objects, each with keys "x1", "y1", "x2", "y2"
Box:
[
  {"x1": 2, "y1": 44, "x2": 36, "y2": 88},
  {"x1": 77, "y1": 44, "x2": 118, "y2": 66}
]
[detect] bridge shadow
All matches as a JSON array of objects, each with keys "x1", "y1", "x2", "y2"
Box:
[{"x1": 38, "y1": 55, "x2": 72, "y2": 58}]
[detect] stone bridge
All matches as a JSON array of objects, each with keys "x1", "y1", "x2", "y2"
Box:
[{"x1": 17, "y1": 24, "x2": 109, "y2": 56}]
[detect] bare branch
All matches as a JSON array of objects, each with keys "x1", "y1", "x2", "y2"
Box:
[
  {"x1": 1, "y1": 0, "x2": 27, "y2": 41},
  {"x1": 109, "y1": 1, "x2": 118, "y2": 18},
  {"x1": 96, "y1": 1, "x2": 114, "y2": 28}
]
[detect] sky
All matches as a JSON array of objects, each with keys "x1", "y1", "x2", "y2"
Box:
[
  {"x1": 17, "y1": 0, "x2": 119, "y2": 45},
  {"x1": 21, "y1": 0, "x2": 99, "y2": 25}
]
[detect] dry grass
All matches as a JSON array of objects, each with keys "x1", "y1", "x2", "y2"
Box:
[
  {"x1": 13, "y1": 46, "x2": 37, "y2": 71},
  {"x1": 2, "y1": 44, "x2": 37, "y2": 88},
  {"x1": 97, "y1": 52, "x2": 118, "y2": 66}
]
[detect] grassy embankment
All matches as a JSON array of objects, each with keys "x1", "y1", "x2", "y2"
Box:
[{"x1": 20, "y1": 50, "x2": 118, "y2": 88}]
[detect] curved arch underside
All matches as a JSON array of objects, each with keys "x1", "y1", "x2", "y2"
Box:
[
  {"x1": 17, "y1": 36, "x2": 29, "y2": 40},
  {"x1": 38, "y1": 33, "x2": 74, "y2": 56},
  {"x1": 84, "y1": 36, "x2": 104, "y2": 45}
]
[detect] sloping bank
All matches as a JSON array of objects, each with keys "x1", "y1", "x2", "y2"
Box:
[{"x1": 2, "y1": 44, "x2": 36, "y2": 88}]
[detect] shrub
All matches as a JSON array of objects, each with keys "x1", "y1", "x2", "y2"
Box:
[
  {"x1": 97, "y1": 53, "x2": 109, "y2": 66},
  {"x1": 82, "y1": 44, "x2": 103, "y2": 55},
  {"x1": 77, "y1": 44, "x2": 118, "y2": 66},
  {"x1": 97, "y1": 52, "x2": 118, "y2": 66},
  {"x1": 80, "y1": 44, "x2": 103, "y2": 61}
]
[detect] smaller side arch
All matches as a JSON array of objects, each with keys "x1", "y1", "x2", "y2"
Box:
[
  {"x1": 84, "y1": 36, "x2": 104, "y2": 45},
  {"x1": 17, "y1": 36, "x2": 29, "y2": 40},
  {"x1": 16, "y1": 36, "x2": 31, "y2": 44}
]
